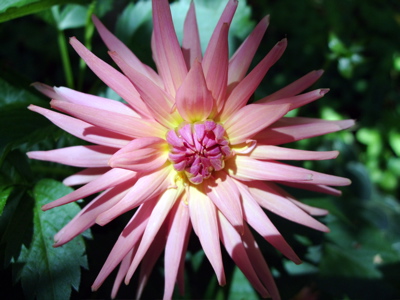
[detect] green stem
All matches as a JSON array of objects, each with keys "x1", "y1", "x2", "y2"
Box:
[{"x1": 57, "y1": 29, "x2": 74, "y2": 89}]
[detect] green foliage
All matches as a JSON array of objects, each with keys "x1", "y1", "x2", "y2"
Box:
[
  {"x1": 0, "y1": 0, "x2": 399, "y2": 299},
  {"x1": 15, "y1": 179, "x2": 89, "y2": 300}
]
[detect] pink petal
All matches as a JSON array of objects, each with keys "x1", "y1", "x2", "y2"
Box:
[
  {"x1": 92, "y1": 200, "x2": 154, "y2": 291},
  {"x1": 54, "y1": 86, "x2": 140, "y2": 117},
  {"x1": 188, "y1": 185, "x2": 226, "y2": 286},
  {"x1": 28, "y1": 105, "x2": 130, "y2": 148},
  {"x1": 31, "y1": 82, "x2": 59, "y2": 99},
  {"x1": 254, "y1": 117, "x2": 355, "y2": 145},
  {"x1": 248, "y1": 181, "x2": 329, "y2": 232},
  {"x1": 109, "y1": 137, "x2": 168, "y2": 173},
  {"x1": 203, "y1": 0, "x2": 237, "y2": 64},
  {"x1": 124, "y1": 187, "x2": 181, "y2": 284},
  {"x1": 288, "y1": 198, "x2": 328, "y2": 216},
  {"x1": 92, "y1": 15, "x2": 163, "y2": 88},
  {"x1": 96, "y1": 166, "x2": 173, "y2": 226},
  {"x1": 175, "y1": 60, "x2": 214, "y2": 122},
  {"x1": 42, "y1": 168, "x2": 136, "y2": 210},
  {"x1": 109, "y1": 51, "x2": 181, "y2": 128},
  {"x1": 220, "y1": 38, "x2": 287, "y2": 121},
  {"x1": 205, "y1": 172, "x2": 243, "y2": 233},
  {"x1": 278, "y1": 181, "x2": 342, "y2": 196},
  {"x1": 53, "y1": 179, "x2": 135, "y2": 246},
  {"x1": 136, "y1": 224, "x2": 167, "y2": 299},
  {"x1": 262, "y1": 69, "x2": 324, "y2": 102},
  {"x1": 182, "y1": 1, "x2": 202, "y2": 68},
  {"x1": 227, "y1": 155, "x2": 312, "y2": 182},
  {"x1": 63, "y1": 167, "x2": 109, "y2": 186},
  {"x1": 152, "y1": 0, "x2": 187, "y2": 97},
  {"x1": 227, "y1": 15, "x2": 269, "y2": 89},
  {"x1": 164, "y1": 199, "x2": 191, "y2": 300},
  {"x1": 217, "y1": 212, "x2": 269, "y2": 297},
  {"x1": 241, "y1": 224, "x2": 280, "y2": 300},
  {"x1": 258, "y1": 88, "x2": 329, "y2": 110},
  {"x1": 27, "y1": 145, "x2": 115, "y2": 168},
  {"x1": 50, "y1": 100, "x2": 167, "y2": 139},
  {"x1": 249, "y1": 145, "x2": 339, "y2": 161},
  {"x1": 69, "y1": 37, "x2": 151, "y2": 118},
  {"x1": 233, "y1": 179, "x2": 301, "y2": 263},
  {"x1": 111, "y1": 249, "x2": 135, "y2": 299},
  {"x1": 224, "y1": 103, "x2": 290, "y2": 145},
  {"x1": 202, "y1": 23, "x2": 229, "y2": 113}
]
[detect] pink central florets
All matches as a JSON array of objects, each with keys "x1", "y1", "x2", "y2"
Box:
[{"x1": 166, "y1": 120, "x2": 231, "y2": 184}]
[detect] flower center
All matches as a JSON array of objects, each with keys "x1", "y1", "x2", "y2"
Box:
[{"x1": 166, "y1": 120, "x2": 231, "y2": 184}]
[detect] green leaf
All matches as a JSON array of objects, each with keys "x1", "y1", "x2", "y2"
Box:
[
  {"x1": 0, "y1": 0, "x2": 91, "y2": 23},
  {"x1": 228, "y1": 266, "x2": 258, "y2": 300},
  {"x1": 0, "y1": 186, "x2": 12, "y2": 216},
  {"x1": 16, "y1": 179, "x2": 88, "y2": 300}
]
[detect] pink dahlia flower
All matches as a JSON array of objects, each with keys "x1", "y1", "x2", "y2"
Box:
[{"x1": 27, "y1": 0, "x2": 354, "y2": 299}]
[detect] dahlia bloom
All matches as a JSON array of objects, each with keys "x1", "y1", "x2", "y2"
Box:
[{"x1": 27, "y1": 0, "x2": 353, "y2": 299}]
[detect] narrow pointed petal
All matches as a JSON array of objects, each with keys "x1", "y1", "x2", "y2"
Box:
[
  {"x1": 206, "y1": 173, "x2": 243, "y2": 233},
  {"x1": 224, "y1": 103, "x2": 290, "y2": 145},
  {"x1": 254, "y1": 117, "x2": 356, "y2": 145},
  {"x1": 188, "y1": 185, "x2": 226, "y2": 285},
  {"x1": 221, "y1": 39, "x2": 287, "y2": 120},
  {"x1": 234, "y1": 179, "x2": 301, "y2": 263},
  {"x1": 92, "y1": 201, "x2": 154, "y2": 291},
  {"x1": 42, "y1": 168, "x2": 136, "y2": 210},
  {"x1": 27, "y1": 145, "x2": 115, "y2": 168},
  {"x1": 175, "y1": 60, "x2": 214, "y2": 122},
  {"x1": 31, "y1": 82, "x2": 59, "y2": 99},
  {"x1": 288, "y1": 198, "x2": 328, "y2": 216},
  {"x1": 92, "y1": 15, "x2": 163, "y2": 87},
  {"x1": 242, "y1": 225, "x2": 280, "y2": 300},
  {"x1": 262, "y1": 69, "x2": 325, "y2": 102},
  {"x1": 227, "y1": 154, "x2": 312, "y2": 183},
  {"x1": 109, "y1": 137, "x2": 168, "y2": 173},
  {"x1": 136, "y1": 225, "x2": 167, "y2": 299},
  {"x1": 111, "y1": 249, "x2": 135, "y2": 299},
  {"x1": 54, "y1": 180, "x2": 134, "y2": 246},
  {"x1": 218, "y1": 212, "x2": 270, "y2": 297},
  {"x1": 28, "y1": 105, "x2": 130, "y2": 148},
  {"x1": 258, "y1": 88, "x2": 329, "y2": 110},
  {"x1": 124, "y1": 187, "x2": 181, "y2": 284},
  {"x1": 69, "y1": 37, "x2": 150, "y2": 117},
  {"x1": 152, "y1": 0, "x2": 187, "y2": 96},
  {"x1": 54, "y1": 86, "x2": 140, "y2": 117},
  {"x1": 51, "y1": 100, "x2": 167, "y2": 139},
  {"x1": 96, "y1": 166, "x2": 173, "y2": 225},
  {"x1": 109, "y1": 51, "x2": 181, "y2": 128},
  {"x1": 278, "y1": 181, "x2": 342, "y2": 196},
  {"x1": 164, "y1": 200, "x2": 191, "y2": 300},
  {"x1": 228, "y1": 15, "x2": 269, "y2": 88},
  {"x1": 249, "y1": 145, "x2": 339, "y2": 161},
  {"x1": 182, "y1": 2, "x2": 202, "y2": 68},
  {"x1": 203, "y1": 0, "x2": 237, "y2": 62},
  {"x1": 63, "y1": 167, "x2": 109, "y2": 186},
  {"x1": 249, "y1": 181, "x2": 330, "y2": 232},
  {"x1": 203, "y1": 23, "x2": 229, "y2": 112}
]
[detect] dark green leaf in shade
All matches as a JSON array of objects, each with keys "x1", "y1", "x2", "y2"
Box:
[
  {"x1": 15, "y1": 179, "x2": 89, "y2": 300},
  {"x1": 0, "y1": 188, "x2": 33, "y2": 267},
  {"x1": 0, "y1": 186, "x2": 12, "y2": 216},
  {"x1": 0, "y1": 0, "x2": 91, "y2": 23},
  {"x1": 228, "y1": 266, "x2": 258, "y2": 300}
]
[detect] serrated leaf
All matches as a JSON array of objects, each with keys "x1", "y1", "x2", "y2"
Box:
[
  {"x1": 0, "y1": 0, "x2": 90, "y2": 23},
  {"x1": 16, "y1": 179, "x2": 88, "y2": 300}
]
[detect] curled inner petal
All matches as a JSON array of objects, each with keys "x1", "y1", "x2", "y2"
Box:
[{"x1": 167, "y1": 120, "x2": 231, "y2": 184}]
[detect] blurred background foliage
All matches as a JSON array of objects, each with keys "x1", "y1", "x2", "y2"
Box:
[{"x1": 0, "y1": 0, "x2": 399, "y2": 299}]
